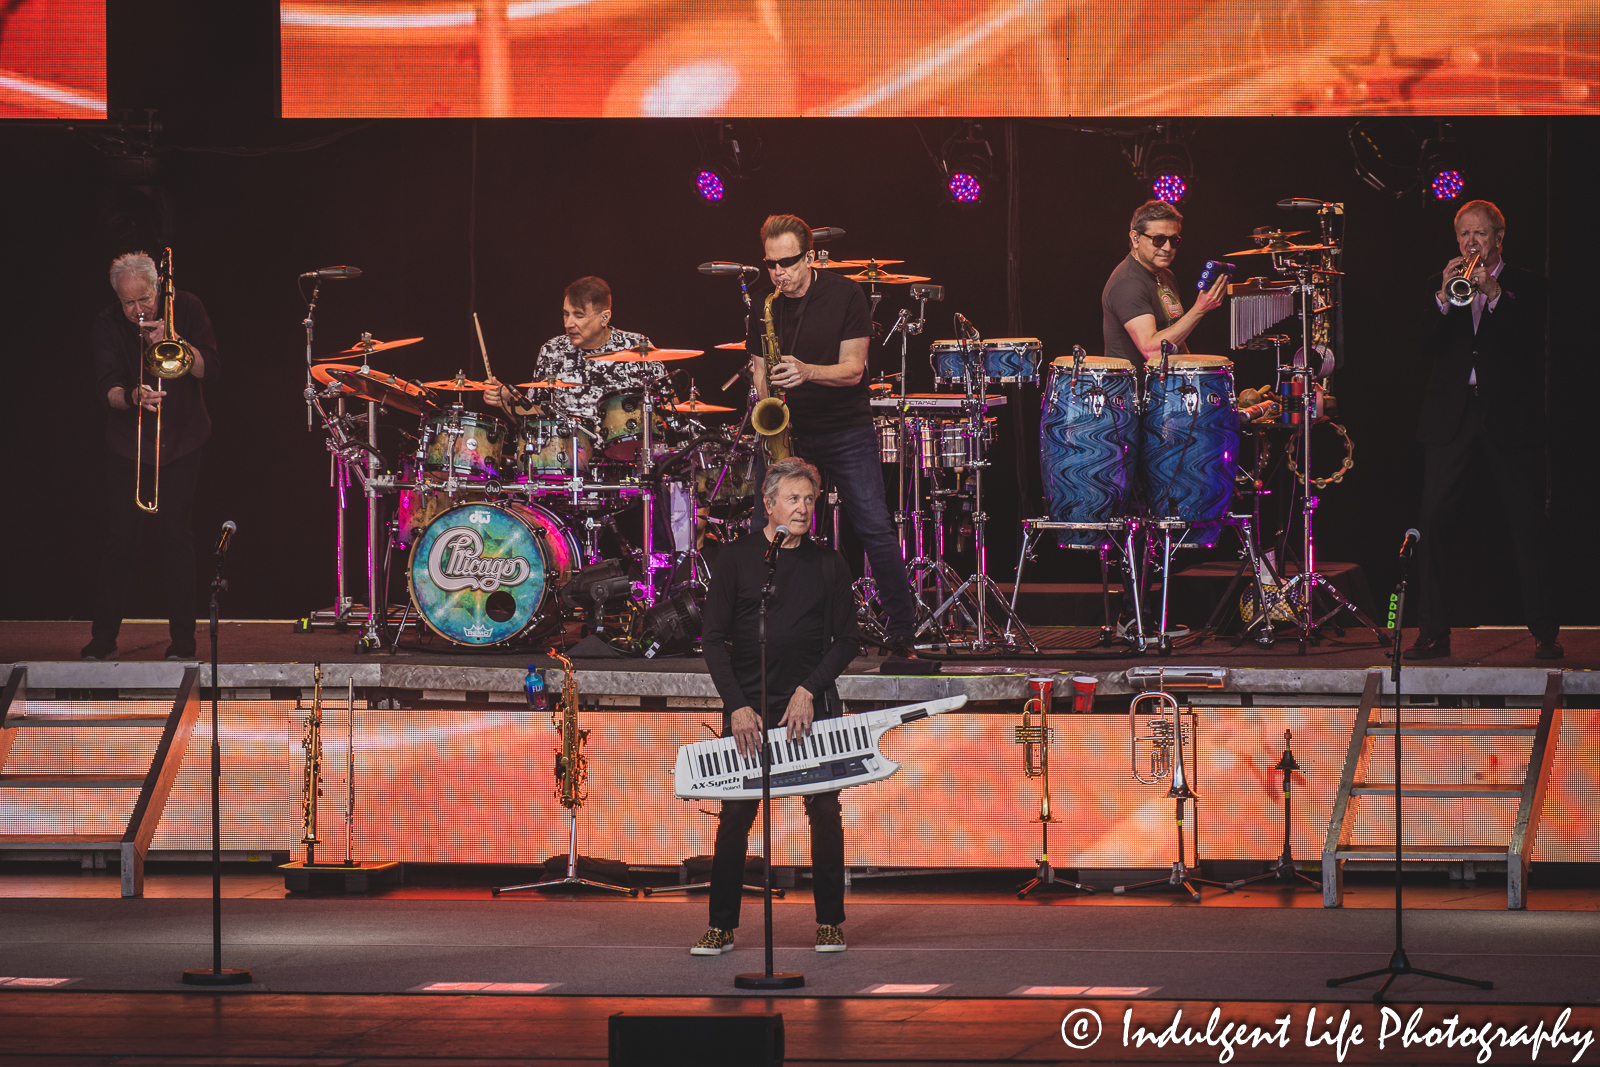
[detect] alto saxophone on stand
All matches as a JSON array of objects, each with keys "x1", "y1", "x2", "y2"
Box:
[{"x1": 751, "y1": 291, "x2": 793, "y2": 463}]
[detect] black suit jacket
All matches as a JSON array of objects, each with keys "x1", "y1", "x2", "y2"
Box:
[{"x1": 1415, "y1": 262, "x2": 1548, "y2": 448}]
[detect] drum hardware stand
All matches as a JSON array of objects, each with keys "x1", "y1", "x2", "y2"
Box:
[
  {"x1": 1329, "y1": 540, "x2": 1490, "y2": 1000},
  {"x1": 1006, "y1": 519, "x2": 1140, "y2": 650},
  {"x1": 1015, "y1": 677, "x2": 1094, "y2": 899},
  {"x1": 1228, "y1": 729, "x2": 1320, "y2": 892},
  {"x1": 1194, "y1": 513, "x2": 1280, "y2": 649},
  {"x1": 1115, "y1": 687, "x2": 1227, "y2": 900},
  {"x1": 303, "y1": 277, "x2": 353, "y2": 630}
]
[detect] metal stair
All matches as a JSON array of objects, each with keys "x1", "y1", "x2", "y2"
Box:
[
  {"x1": 1321, "y1": 670, "x2": 1563, "y2": 910},
  {"x1": 0, "y1": 665, "x2": 203, "y2": 896}
]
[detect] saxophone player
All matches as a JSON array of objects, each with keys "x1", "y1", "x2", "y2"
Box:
[{"x1": 745, "y1": 214, "x2": 919, "y2": 658}]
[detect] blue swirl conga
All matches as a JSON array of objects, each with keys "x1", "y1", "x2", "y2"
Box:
[
  {"x1": 1039, "y1": 356, "x2": 1140, "y2": 547},
  {"x1": 408, "y1": 500, "x2": 580, "y2": 645},
  {"x1": 1139, "y1": 354, "x2": 1239, "y2": 548}
]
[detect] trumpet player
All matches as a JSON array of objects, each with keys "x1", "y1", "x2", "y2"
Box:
[
  {"x1": 1409, "y1": 200, "x2": 1559, "y2": 661},
  {"x1": 82, "y1": 252, "x2": 218, "y2": 663},
  {"x1": 745, "y1": 214, "x2": 918, "y2": 658}
]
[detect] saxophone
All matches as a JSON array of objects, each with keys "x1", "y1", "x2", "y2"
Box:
[
  {"x1": 549, "y1": 651, "x2": 588, "y2": 810},
  {"x1": 301, "y1": 662, "x2": 324, "y2": 864},
  {"x1": 750, "y1": 291, "x2": 792, "y2": 463}
]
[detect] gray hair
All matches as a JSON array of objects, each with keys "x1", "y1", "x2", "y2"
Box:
[
  {"x1": 761, "y1": 457, "x2": 822, "y2": 505},
  {"x1": 1455, "y1": 199, "x2": 1506, "y2": 236},
  {"x1": 110, "y1": 252, "x2": 158, "y2": 292},
  {"x1": 1129, "y1": 199, "x2": 1183, "y2": 234}
]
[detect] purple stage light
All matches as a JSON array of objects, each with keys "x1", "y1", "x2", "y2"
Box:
[
  {"x1": 695, "y1": 169, "x2": 726, "y2": 201},
  {"x1": 1430, "y1": 169, "x2": 1465, "y2": 200},
  {"x1": 1151, "y1": 173, "x2": 1187, "y2": 203},
  {"x1": 947, "y1": 172, "x2": 982, "y2": 203}
]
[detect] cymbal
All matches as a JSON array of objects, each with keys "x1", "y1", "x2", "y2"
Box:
[
  {"x1": 590, "y1": 347, "x2": 704, "y2": 363},
  {"x1": 869, "y1": 381, "x2": 894, "y2": 393},
  {"x1": 714, "y1": 341, "x2": 747, "y2": 350},
  {"x1": 310, "y1": 362, "x2": 358, "y2": 386},
  {"x1": 1225, "y1": 242, "x2": 1338, "y2": 257},
  {"x1": 515, "y1": 379, "x2": 582, "y2": 389},
  {"x1": 845, "y1": 270, "x2": 932, "y2": 284},
  {"x1": 668, "y1": 400, "x2": 736, "y2": 413},
  {"x1": 422, "y1": 376, "x2": 489, "y2": 391},
  {"x1": 321, "y1": 336, "x2": 424, "y2": 361},
  {"x1": 822, "y1": 258, "x2": 905, "y2": 269},
  {"x1": 326, "y1": 367, "x2": 436, "y2": 415}
]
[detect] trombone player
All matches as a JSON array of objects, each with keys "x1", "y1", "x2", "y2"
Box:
[
  {"x1": 1408, "y1": 200, "x2": 1559, "y2": 661},
  {"x1": 82, "y1": 251, "x2": 218, "y2": 662}
]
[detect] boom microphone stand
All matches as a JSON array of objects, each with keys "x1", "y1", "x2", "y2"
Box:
[
  {"x1": 183, "y1": 522, "x2": 252, "y2": 986},
  {"x1": 737, "y1": 525, "x2": 804, "y2": 990},
  {"x1": 1328, "y1": 530, "x2": 1490, "y2": 1001}
]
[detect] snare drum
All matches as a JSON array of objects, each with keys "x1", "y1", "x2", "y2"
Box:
[
  {"x1": 1140, "y1": 354, "x2": 1238, "y2": 547},
  {"x1": 520, "y1": 418, "x2": 593, "y2": 482},
  {"x1": 598, "y1": 389, "x2": 668, "y2": 461},
  {"x1": 407, "y1": 499, "x2": 581, "y2": 646},
  {"x1": 1039, "y1": 356, "x2": 1139, "y2": 547},
  {"x1": 930, "y1": 338, "x2": 1043, "y2": 385},
  {"x1": 421, "y1": 410, "x2": 513, "y2": 484}
]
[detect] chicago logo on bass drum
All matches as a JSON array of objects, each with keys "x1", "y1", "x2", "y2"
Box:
[{"x1": 426, "y1": 526, "x2": 532, "y2": 593}]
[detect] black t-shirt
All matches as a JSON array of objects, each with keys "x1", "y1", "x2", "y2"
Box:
[
  {"x1": 701, "y1": 531, "x2": 858, "y2": 727},
  {"x1": 1101, "y1": 254, "x2": 1185, "y2": 370},
  {"x1": 746, "y1": 267, "x2": 873, "y2": 433},
  {"x1": 92, "y1": 291, "x2": 219, "y2": 463}
]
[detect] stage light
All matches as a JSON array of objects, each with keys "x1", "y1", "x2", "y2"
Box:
[
  {"x1": 1428, "y1": 167, "x2": 1466, "y2": 201},
  {"x1": 1151, "y1": 173, "x2": 1187, "y2": 203},
  {"x1": 940, "y1": 121, "x2": 992, "y2": 206},
  {"x1": 1419, "y1": 121, "x2": 1468, "y2": 203},
  {"x1": 694, "y1": 168, "x2": 726, "y2": 201}
]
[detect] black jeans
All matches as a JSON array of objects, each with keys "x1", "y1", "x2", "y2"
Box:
[
  {"x1": 754, "y1": 422, "x2": 916, "y2": 638},
  {"x1": 1415, "y1": 396, "x2": 1556, "y2": 641},
  {"x1": 709, "y1": 789, "x2": 845, "y2": 931},
  {"x1": 92, "y1": 449, "x2": 203, "y2": 645}
]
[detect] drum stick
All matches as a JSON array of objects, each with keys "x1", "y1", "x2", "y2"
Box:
[{"x1": 473, "y1": 312, "x2": 494, "y2": 382}]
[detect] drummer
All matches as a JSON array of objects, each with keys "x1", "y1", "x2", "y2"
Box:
[
  {"x1": 1102, "y1": 200, "x2": 1226, "y2": 369},
  {"x1": 485, "y1": 276, "x2": 665, "y2": 435}
]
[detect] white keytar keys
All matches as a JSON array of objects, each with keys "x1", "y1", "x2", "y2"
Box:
[{"x1": 673, "y1": 695, "x2": 968, "y2": 801}]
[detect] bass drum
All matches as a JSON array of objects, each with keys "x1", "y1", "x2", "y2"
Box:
[
  {"x1": 408, "y1": 500, "x2": 581, "y2": 646},
  {"x1": 1039, "y1": 356, "x2": 1139, "y2": 547},
  {"x1": 1140, "y1": 354, "x2": 1239, "y2": 548}
]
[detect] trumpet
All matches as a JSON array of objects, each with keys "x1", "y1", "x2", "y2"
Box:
[
  {"x1": 1446, "y1": 251, "x2": 1483, "y2": 307},
  {"x1": 1014, "y1": 675, "x2": 1058, "y2": 823},
  {"x1": 135, "y1": 247, "x2": 199, "y2": 513},
  {"x1": 1130, "y1": 689, "x2": 1194, "y2": 797},
  {"x1": 751, "y1": 291, "x2": 792, "y2": 463}
]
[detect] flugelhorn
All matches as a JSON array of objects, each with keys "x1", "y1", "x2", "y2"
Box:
[
  {"x1": 1130, "y1": 689, "x2": 1185, "y2": 788},
  {"x1": 1446, "y1": 251, "x2": 1483, "y2": 307},
  {"x1": 135, "y1": 247, "x2": 199, "y2": 513}
]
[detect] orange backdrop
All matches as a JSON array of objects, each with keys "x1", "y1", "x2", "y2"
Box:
[{"x1": 0, "y1": 0, "x2": 104, "y2": 119}]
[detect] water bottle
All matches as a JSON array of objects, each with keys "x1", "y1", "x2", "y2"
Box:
[{"x1": 524, "y1": 665, "x2": 547, "y2": 712}]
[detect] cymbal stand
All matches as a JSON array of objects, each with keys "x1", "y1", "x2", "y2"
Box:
[
  {"x1": 927, "y1": 325, "x2": 1035, "y2": 651},
  {"x1": 356, "y1": 346, "x2": 386, "y2": 653},
  {"x1": 1271, "y1": 255, "x2": 1388, "y2": 654}
]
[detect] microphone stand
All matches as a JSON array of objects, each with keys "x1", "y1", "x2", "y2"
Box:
[
  {"x1": 183, "y1": 532, "x2": 252, "y2": 985},
  {"x1": 736, "y1": 532, "x2": 804, "y2": 990},
  {"x1": 1327, "y1": 539, "x2": 1490, "y2": 1001}
]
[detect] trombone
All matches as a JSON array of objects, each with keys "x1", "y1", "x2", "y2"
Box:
[
  {"x1": 135, "y1": 247, "x2": 198, "y2": 513},
  {"x1": 1445, "y1": 251, "x2": 1483, "y2": 307}
]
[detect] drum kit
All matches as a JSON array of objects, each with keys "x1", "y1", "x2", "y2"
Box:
[{"x1": 302, "y1": 324, "x2": 758, "y2": 653}]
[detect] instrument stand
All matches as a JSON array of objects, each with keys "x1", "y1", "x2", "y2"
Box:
[
  {"x1": 1227, "y1": 729, "x2": 1320, "y2": 892},
  {"x1": 1116, "y1": 701, "x2": 1228, "y2": 901},
  {"x1": 1016, "y1": 678, "x2": 1093, "y2": 899},
  {"x1": 736, "y1": 539, "x2": 803, "y2": 990},
  {"x1": 1008, "y1": 519, "x2": 1142, "y2": 651},
  {"x1": 1328, "y1": 552, "x2": 1491, "y2": 1001},
  {"x1": 183, "y1": 543, "x2": 252, "y2": 986},
  {"x1": 492, "y1": 806, "x2": 636, "y2": 897},
  {"x1": 356, "y1": 378, "x2": 386, "y2": 653}
]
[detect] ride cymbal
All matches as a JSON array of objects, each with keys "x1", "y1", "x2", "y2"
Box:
[
  {"x1": 821, "y1": 258, "x2": 905, "y2": 269},
  {"x1": 515, "y1": 379, "x2": 582, "y2": 389},
  {"x1": 320, "y1": 336, "x2": 424, "y2": 361},
  {"x1": 422, "y1": 375, "x2": 489, "y2": 391},
  {"x1": 668, "y1": 400, "x2": 736, "y2": 413},
  {"x1": 590, "y1": 347, "x2": 704, "y2": 362},
  {"x1": 844, "y1": 270, "x2": 932, "y2": 284}
]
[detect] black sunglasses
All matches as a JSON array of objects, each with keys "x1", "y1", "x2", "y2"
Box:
[
  {"x1": 1138, "y1": 231, "x2": 1182, "y2": 248},
  {"x1": 762, "y1": 251, "x2": 810, "y2": 270}
]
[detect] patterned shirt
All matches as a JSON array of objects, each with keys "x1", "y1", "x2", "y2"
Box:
[{"x1": 530, "y1": 328, "x2": 664, "y2": 432}]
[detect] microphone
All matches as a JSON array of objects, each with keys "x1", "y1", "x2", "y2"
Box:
[
  {"x1": 1277, "y1": 198, "x2": 1331, "y2": 211},
  {"x1": 300, "y1": 266, "x2": 362, "y2": 280},
  {"x1": 215, "y1": 520, "x2": 237, "y2": 560},
  {"x1": 883, "y1": 307, "x2": 909, "y2": 346},
  {"x1": 1398, "y1": 528, "x2": 1420, "y2": 559},
  {"x1": 698, "y1": 261, "x2": 758, "y2": 276},
  {"x1": 810, "y1": 227, "x2": 845, "y2": 243},
  {"x1": 954, "y1": 313, "x2": 980, "y2": 342},
  {"x1": 766, "y1": 524, "x2": 790, "y2": 566},
  {"x1": 1159, "y1": 338, "x2": 1174, "y2": 380}
]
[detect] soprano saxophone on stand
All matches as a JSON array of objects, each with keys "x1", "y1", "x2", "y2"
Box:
[
  {"x1": 751, "y1": 291, "x2": 793, "y2": 463},
  {"x1": 300, "y1": 663, "x2": 324, "y2": 865}
]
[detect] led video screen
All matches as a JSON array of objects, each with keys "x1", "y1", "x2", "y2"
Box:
[
  {"x1": 0, "y1": 0, "x2": 105, "y2": 119},
  {"x1": 281, "y1": 0, "x2": 1600, "y2": 118}
]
